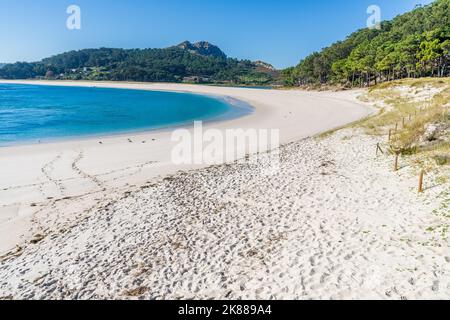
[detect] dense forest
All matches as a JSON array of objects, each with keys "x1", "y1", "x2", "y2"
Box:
[
  {"x1": 283, "y1": 0, "x2": 450, "y2": 87},
  {"x1": 0, "y1": 42, "x2": 278, "y2": 85}
]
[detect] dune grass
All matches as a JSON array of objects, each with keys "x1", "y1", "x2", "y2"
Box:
[
  {"x1": 358, "y1": 78, "x2": 449, "y2": 168},
  {"x1": 356, "y1": 78, "x2": 449, "y2": 242},
  {"x1": 319, "y1": 78, "x2": 449, "y2": 175}
]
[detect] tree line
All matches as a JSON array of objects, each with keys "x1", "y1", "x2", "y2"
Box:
[
  {"x1": 0, "y1": 47, "x2": 277, "y2": 85},
  {"x1": 283, "y1": 0, "x2": 450, "y2": 87}
]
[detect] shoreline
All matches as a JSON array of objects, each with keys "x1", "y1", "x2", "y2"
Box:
[
  {"x1": 1, "y1": 80, "x2": 447, "y2": 300},
  {"x1": 0, "y1": 85, "x2": 255, "y2": 148},
  {"x1": 0, "y1": 80, "x2": 372, "y2": 255},
  {"x1": 0, "y1": 80, "x2": 373, "y2": 149}
]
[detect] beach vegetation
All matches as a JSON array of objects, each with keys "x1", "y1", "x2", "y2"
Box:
[{"x1": 359, "y1": 78, "x2": 449, "y2": 177}]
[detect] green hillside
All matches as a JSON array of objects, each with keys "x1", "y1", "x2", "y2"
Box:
[
  {"x1": 283, "y1": 0, "x2": 450, "y2": 87},
  {"x1": 0, "y1": 41, "x2": 279, "y2": 85}
]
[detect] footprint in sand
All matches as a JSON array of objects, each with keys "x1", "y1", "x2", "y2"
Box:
[
  {"x1": 72, "y1": 151, "x2": 104, "y2": 190},
  {"x1": 40, "y1": 153, "x2": 66, "y2": 198}
]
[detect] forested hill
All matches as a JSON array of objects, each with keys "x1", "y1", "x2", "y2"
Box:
[
  {"x1": 0, "y1": 41, "x2": 279, "y2": 85},
  {"x1": 283, "y1": 0, "x2": 450, "y2": 87}
]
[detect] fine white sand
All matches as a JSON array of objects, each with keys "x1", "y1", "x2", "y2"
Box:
[
  {"x1": 2, "y1": 80, "x2": 447, "y2": 300},
  {"x1": 0, "y1": 128, "x2": 448, "y2": 299},
  {"x1": 0, "y1": 80, "x2": 371, "y2": 255}
]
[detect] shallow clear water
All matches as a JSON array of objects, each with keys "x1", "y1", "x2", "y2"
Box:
[{"x1": 0, "y1": 84, "x2": 251, "y2": 146}]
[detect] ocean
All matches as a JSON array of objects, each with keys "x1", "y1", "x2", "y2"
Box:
[{"x1": 0, "y1": 84, "x2": 251, "y2": 146}]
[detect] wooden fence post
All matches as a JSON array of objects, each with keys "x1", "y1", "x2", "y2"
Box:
[
  {"x1": 418, "y1": 170, "x2": 424, "y2": 193},
  {"x1": 394, "y1": 153, "x2": 399, "y2": 171},
  {"x1": 376, "y1": 143, "x2": 384, "y2": 156}
]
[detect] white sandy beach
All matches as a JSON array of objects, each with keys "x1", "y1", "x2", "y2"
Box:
[
  {"x1": 0, "y1": 80, "x2": 371, "y2": 255},
  {"x1": 0, "y1": 80, "x2": 448, "y2": 300}
]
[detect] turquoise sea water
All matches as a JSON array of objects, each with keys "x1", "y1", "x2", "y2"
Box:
[{"x1": 0, "y1": 84, "x2": 252, "y2": 146}]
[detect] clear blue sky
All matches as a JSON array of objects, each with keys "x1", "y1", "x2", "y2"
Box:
[{"x1": 0, "y1": 0, "x2": 434, "y2": 68}]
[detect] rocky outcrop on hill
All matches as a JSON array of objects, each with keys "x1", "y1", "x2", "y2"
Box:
[{"x1": 176, "y1": 41, "x2": 227, "y2": 59}]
